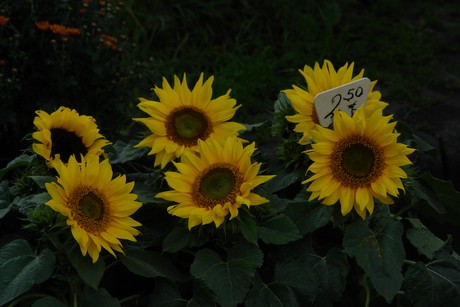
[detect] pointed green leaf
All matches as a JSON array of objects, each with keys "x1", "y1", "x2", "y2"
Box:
[
  {"x1": 28, "y1": 176, "x2": 56, "y2": 189},
  {"x1": 80, "y1": 288, "x2": 120, "y2": 307},
  {"x1": 245, "y1": 274, "x2": 299, "y2": 307},
  {"x1": 343, "y1": 216, "x2": 405, "y2": 303},
  {"x1": 0, "y1": 154, "x2": 34, "y2": 180},
  {"x1": 404, "y1": 260, "x2": 460, "y2": 307},
  {"x1": 227, "y1": 241, "x2": 263, "y2": 269},
  {"x1": 257, "y1": 214, "x2": 301, "y2": 245},
  {"x1": 120, "y1": 246, "x2": 187, "y2": 281},
  {"x1": 0, "y1": 180, "x2": 12, "y2": 219},
  {"x1": 0, "y1": 240, "x2": 55, "y2": 306},
  {"x1": 162, "y1": 225, "x2": 190, "y2": 253},
  {"x1": 0, "y1": 239, "x2": 33, "y2": 262},
  {"x1": 273, "y1": 248, "x2": 348, "y2": 304},
  {"x1": 190, "y1": 248, "x2": 255, "y2": 307},
  {"x1": 274, "y1": 256, "x2": 318, "y2": 301},
  {"x1": 405, "y1": 218, "x2": 445, "y2": 259},
  {"x1": 307, "y1": 248, "x2": 349, "y2": 305},
  {"x1": 407, "y1": 178, "x2": 447, "y2": 214},
  {"x1": 284, "y1": 201, "x2": 333, "y2": 235},
  {"x1": 12, "y1": 193, "x2": 51, "y2": 215},
  {"x1": 262, "y1": 169, "x2": 302, "y2": 194},
  {"x1": 66, "y1": 243, "x2": 105, "y2": 289},
  {"x1": 420, "y1": 171, "x2": 460, "y2": 225},
  {"x1": 235, "y1": 208, "x2": 258, "y2": 245},
  {"x1": 107, "y1": 140, "x2": 148, "y2": 164}
]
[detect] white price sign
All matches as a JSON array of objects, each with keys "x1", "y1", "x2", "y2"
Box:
[{"x1": 314, "y1": 77, "x2": 371, "y2": 127}]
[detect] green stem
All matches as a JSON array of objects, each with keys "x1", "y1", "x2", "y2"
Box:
[
  {"x1": 404, "y1": 259, "x2": 417, "y2": 265},
  {"x1": 360, "y1": 275, "x2": 371, "y2": 307},
  {"x1": 72, "y1": 293, "x2": 78, "y2": 307},
  {"x1": 119, "y1": 294, "x2": 141, "y2": 305}
]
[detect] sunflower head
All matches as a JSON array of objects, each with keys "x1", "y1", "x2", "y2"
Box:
[
  {"x1": 283, "y1": 60, "x2": 388, "y2": 144},
  {"x1": 32, "y1": 106, "x2": 110, "y2": 168},
  {"x1": 133, "y1": 73, "x2": 246, "y2": 169},
  {"x1": 156, "y1": 137, "x2": 275, "y2": 229},
  {"x1": 45, "y1": 155, "x2": 142, "y2": 263},
  {"x1": 305, "y1": 107, "x2": 415, "y2": 219}
]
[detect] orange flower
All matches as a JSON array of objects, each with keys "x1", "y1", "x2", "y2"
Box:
[
  {"x1": 36, "y1": 21, "x2": 50, "y2": 30},
  {"x1": 36, "y1": 21, "x2": 80, "y2": 36},
  {"x1": 0, "y1": 16, "x2": 9, "y2": 26},
  {"x1": 100, "y1": 33, "x2": 120, "y2": 51},
  {"x1": 49, "y1": 24, "x2": 80, "y2": 35}
]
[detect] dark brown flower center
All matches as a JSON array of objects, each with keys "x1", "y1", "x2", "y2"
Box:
[
  {"x1": 330, "y1": 135, "x2": 383, "y2": 188},
  {"x1": 165, "y1": 107, "x2": 213, "y2": 147},
  {"x1": 69, "y1": 186, "x2": 109, "y2": 233},
  {"x1": 192, "y1": 164, "x2": 243, "y2": 208},
  {"x1": 50, "y1": 128, "x2": 87, "y2": 162}
]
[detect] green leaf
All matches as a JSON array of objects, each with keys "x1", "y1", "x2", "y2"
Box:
[
  {"x1": 257, "y1": 214, "x2": 301, "y2": 245},
  {"x1": 0, "y1": 180, "x2": 12, "y2": 219},
  {"x1": 162, "y1": 225, "x2": 190, "y2": 253},
  {"x1": 404, "y1": 261, "x2": 460, "y2": 307},
  {"x1": 284, "y1": 200, "x2": 333, "y2": 235},
  {"x1": 162, "y1": 224, "x2": 209, "y2": 253},
  {"x1": 243, "y1": 121, "x2": 267, "y2": 132},
  {"x1": 0, "y1": 239, "x2": 33, "y2": 262},
  {"x1": 28, "y1": 176, "x2": 56, "y2": 189},
  {"x1": 406, "y1": 178, "x2": 446, "y2": 214},
  {"x1": 420, "y1": 171, "x2": 460, "y2": 225},
  {"x1": 120, "y1": 246, "x2": 187, "y2": 281},
  {"x1": 413, "y1": 134, "x2": 435, "y2": 153},
  {"x1": 66, "y1": 243, "x2": 105, "y2": 289},
  {"x1": 263, "y1": 192, "x2": 292, "y2": 212},
  {"x1": 80, "y1": 288, "x2": 121, "y2": 307},
  {"x1": 131, "y1": 178, "x2": 166, "y2": 205},
  {"x1": 190, "y1": 248, "x2": 255, "y2": 307},
  {"x1": 405, "y1": 218, "x2": 445, "y2": 259},
  {"x1": 107, "y1": 140, "x2": 148, "y2": 164},
  {"x1": 307, "y1": 248, "x2": 349, "y2": 305},
  {"x1": 227, "y1": 241, "x2": 263, "y2": 269},
  {"x1": 0, "y1": 240, "x2": 55, "y2": 306},
  {"x1": 12, "y1": 193, "x2": 51, "y2": 215},
  {"x1": 0, "y1": 154, "x2": 34, "y2": 180},
  {"x1": 274, "y1": 255, "x2": 318, "y2": 300},
  {"x1": 32, "y1": 297, "x2": 67, "y2": 307},
  {"x1": 272, "y1": 92, "x2": 295, "y2": 138},
  {"x1": 235, "y1": 208, "x2": 258, "y2": 245},
  {"x1": 273, "y1": 248, "x2": 349, "y2": 304},
  {"x1": 262, "y1": 169, "x2": 302, "y2": 194},
  {"x1": 343, "y1": 215, "x2": 405, "y2": 303},
  {"x1": 245, "y1": 273, "x2": 299, "y2": 307}
]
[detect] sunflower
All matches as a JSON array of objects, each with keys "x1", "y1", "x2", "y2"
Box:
[
  {"x1": 32, "y1": 106, "x2": 110, "y2": 167},
  {"x1": 156, "y1": 137, "x2": 274, "y2": 229},
  {"x1": 133, "y1": 73, "x2": 246, "y2": 169},
  {"x1": 45, "y1": 155, "x2": 142, "y2": 263},
  {"x1": 304, "y1": 107, "x2": 415, "y2": 219},
  {"x1": 283, "y1": 60, "x2": 387, "y2": 144}
]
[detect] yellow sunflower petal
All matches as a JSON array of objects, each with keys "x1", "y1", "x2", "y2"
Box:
[
  {"x1": 156, "y1": 137, "x2": 274, "y2": 229},
  {"x1": 45, "y1": 155, "x2": 141, "y2": 262}
]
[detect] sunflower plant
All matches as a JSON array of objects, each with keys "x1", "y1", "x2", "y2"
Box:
[{"x1": 1, "y1": 65, "x2": 460, "y2": 307}]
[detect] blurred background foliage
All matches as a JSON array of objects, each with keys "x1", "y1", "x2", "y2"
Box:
[{"x1": 0, "y1": 0, "x2": 457, "y2": 168}]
